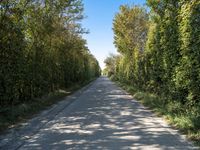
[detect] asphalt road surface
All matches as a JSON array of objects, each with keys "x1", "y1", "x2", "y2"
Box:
[{"x1": 0, "y1": 77, "x2": 196, "y2": 150}]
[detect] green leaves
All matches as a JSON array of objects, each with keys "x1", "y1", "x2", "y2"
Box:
[
  {"x1": 108, "y1": 0, "x2": 200, "y2": 109},
  {"x1": 0, "y1": 0, "x2": 100, "y2": 108},
  {"x1": 174, "y1": 0, "x2": 200, "y2": 106},
  {"x1": 112, "y1": 5, "x2": 149, "y2": 85}
]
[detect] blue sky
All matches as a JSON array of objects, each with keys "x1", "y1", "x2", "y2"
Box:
[{"x1": 82, "y1": 0, "x2": 146, "y2": 69}]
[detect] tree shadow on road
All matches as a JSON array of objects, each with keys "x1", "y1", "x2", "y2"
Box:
[{"x1": 7, "y1": 77, "x2": 195, "y2": 150}]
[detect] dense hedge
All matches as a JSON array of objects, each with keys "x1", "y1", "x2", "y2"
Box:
[
  {"x1": 105, "y1": 0, "x2": 200, "y2": 109},
  {"x1": 175, "y1": 0, "x2": 200, "y2": 106},
  {"x1": 0, "y1": 0, "x2": 100, "y2": 107}
]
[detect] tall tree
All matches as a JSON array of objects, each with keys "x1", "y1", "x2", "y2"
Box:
[
  {"x1": 113, "y1": 5, "x2": 149, "y2": 85},
  {"x1": 0, "y1": 0, "x2": 100, "y2": 108}
]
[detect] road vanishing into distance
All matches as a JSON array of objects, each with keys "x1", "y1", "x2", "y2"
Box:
[{"x1": 0, "y1": 77, "x2": 196, "y2": 150}]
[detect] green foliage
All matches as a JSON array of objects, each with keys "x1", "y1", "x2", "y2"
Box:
[
  {"x1": 174, "y1": 0, "x2": 200, "y2": 106},
  {"x1": 112, "y1": 5, "x2": 149, "y2": 85},
  {"x1": 108, "y1": 0, "x2": 200, "y2": 108},
  {"x1": 0, "y1": 0, "x2": 100, "y2": 108},
  {"x1": 105, "y1": 1, "x2": 200, "y2": 144},
  {"x1": 103, "y1": 53, "x2": 120, "y2": 77},
  {"x1": 145, "y1": 23, "x2": 164, "y2": 93}
]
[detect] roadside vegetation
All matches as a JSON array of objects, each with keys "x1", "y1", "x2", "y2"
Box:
[
  {"x1": 0, "y1": 0, "x2": 100, "y2": 132},
  {"x1": 104, "y1": 0, "x2": 200, "y2": 146},
  {"x1": 0, "y1": 78, "x2": 95, "y2": 133}
]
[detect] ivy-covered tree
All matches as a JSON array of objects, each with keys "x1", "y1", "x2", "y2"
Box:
[{"x1": 175, "y1": 0, "x2": 200, "y2": 106}]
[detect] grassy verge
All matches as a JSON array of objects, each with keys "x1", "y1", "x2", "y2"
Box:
[
  {"x1": 0, "y1": 78, "x2": 96, "y2": 134},
  {"x1": 115, "y1": 80, "x2": 200, "y2": 147}
]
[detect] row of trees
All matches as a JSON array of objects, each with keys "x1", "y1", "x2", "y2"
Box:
[
  {"x1": 0, "y1": 0, "x2": 100, "y2": 107},
  {"x1": 105, "y1": 0, "x2": 200, "y2": 108}
]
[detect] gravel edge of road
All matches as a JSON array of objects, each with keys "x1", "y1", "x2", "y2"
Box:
[{"x1": 0, "y1": 78, "x2": 98, "y2": 150}]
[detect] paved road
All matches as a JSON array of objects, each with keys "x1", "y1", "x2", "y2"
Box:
[{"x1": 1, "y1": 77, "x2": 196, "y2": 150}]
